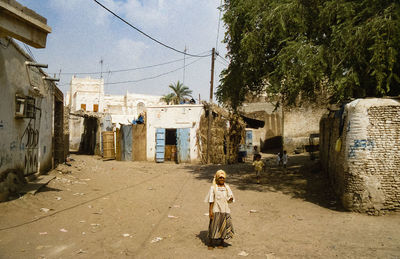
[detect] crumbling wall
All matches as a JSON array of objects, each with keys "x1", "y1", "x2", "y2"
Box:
[{"x1": 320, "y1": 98, "x2": 400, "y2": 214}]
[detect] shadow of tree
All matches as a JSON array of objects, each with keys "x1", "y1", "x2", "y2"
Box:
[{"x1": 185, "y1": 154, "x2": 341, "y2": 211}]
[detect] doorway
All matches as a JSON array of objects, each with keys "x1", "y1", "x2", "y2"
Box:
[{"x1": 165, "y1": 129, "x2": 177, "y2": 162}]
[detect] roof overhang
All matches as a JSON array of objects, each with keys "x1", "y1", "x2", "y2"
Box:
[{"x1": 0, "y1": 0, "x2": 51, "y2": 48}]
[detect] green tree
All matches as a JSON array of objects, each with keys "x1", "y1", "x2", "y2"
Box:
[
  {"x1": 217, "y1": 0, "x2": 400, "y2": 109},
  {"x1": 168, "y1": 81, "x2": 193, "y2": 104},
  {"x1": 160, "y1": 93, "x2": 175, "y2": 105}
]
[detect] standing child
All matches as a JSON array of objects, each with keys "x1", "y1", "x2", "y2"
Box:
[
  {"x1": 282, "y1": 150, "x2": 288, "y2": 168},
  {"x1": 205, "y1": 170, "x2": 235, "y2": 249},
  {"x1": 276, "y1": 152, "x2": 281, "y2": 166},
  {"x1": 252, "y1": 154, "x2": 264, "y2": 184}
]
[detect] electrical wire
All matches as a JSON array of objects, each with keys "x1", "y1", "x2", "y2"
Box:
[
  {"x1": 216, "y1": 58, "x2": 228, "y2": 67},
  {"x1": 23, "y1": 43, "x2": 37, "y2": 62},
  {"x1": 93, "y1": 0, "x2": 211, "y2": 58},
  {"x1": 51, "y1": 55, "x2": 203, "y2": 75},
  {"x1": 215, "y1": 0, "x2": 223, "y2": 52},
  {"x1": 216, "y1": 53, "x2": 229, "y2": 65},
  {"x1": 104, "y1": 57, "x2": 204, "y2": 85}
]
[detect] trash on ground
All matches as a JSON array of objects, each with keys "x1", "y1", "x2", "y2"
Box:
[
  {"x1": 204, "y1": 213, "x2": 209, "y2": 216},
  {"x1": 151, "y1": 237, "x2": 163, "y2": 243},
  {"x1": 249, "y1": 209, "x2": 257, "y2": 213},
  {"x1": 168, "y1": 215, "x2": 178, "y2": 219},
  {"x1": 40, "y1": 208, "x2": 50, "y2": 213},
  {"x1": 173, "y1": 205, "x2": 180, "y2": 208},
  {"x1": 60, "y1": 228, "x2": 68, "y2": 233},
  {"x1": 122, "y1": 233, "x2": 131, "y2": 237},
  {"x1": 79, "y1": 220, "x2": 86, "y2": 223},
  {"x1": 90, "y1": 223, "x2": 100, "y2": 227},
  {"x1": 55, "y1": 197, "x2": 62, "y2": 200},
  {"x1": 238, "y1": 251, "x2": 249, "y2": 256},
  {"x1": 39, "y1": 232, "x2": 48, "y2": 235}
]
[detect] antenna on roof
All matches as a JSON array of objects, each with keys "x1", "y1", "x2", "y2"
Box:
[{"x1": 100, "y1": 58, "x2": 104, "y2": 79}]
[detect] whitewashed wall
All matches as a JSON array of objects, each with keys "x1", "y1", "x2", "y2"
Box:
[{"x1": 146, "y1": 105, "x2": 204, "y2": 162}]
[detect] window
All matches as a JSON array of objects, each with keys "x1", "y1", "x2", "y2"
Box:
[
  {"x1": 93, "y1": 104, "x2": 99, "y2": 112},
  {"x1": 81, "y1": 104, "x2": 86, "y2": 111},
  {"x1": 15, "y1": 95, "x2": 35, "y2": 118}
]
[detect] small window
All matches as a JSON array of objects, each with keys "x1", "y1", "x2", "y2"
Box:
[
  {"x1": 81, "y1": 104, "x2": 86, "y2": 111},
  {"x1": 15, "y1": 96, "x2": 25, "y2": 117},
  {"x1": 15, "y1": 95, "x2": 35, "y2": 118},
  {"x1": 93, "y1": 104, "x2": 98, "y2": 112}
]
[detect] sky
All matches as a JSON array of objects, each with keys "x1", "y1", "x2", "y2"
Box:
[{"x1": 17, "y1": 0, "x2": 229, "y2": 102}]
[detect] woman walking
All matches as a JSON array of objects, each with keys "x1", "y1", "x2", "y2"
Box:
[{"x1": 204, "y1": 170, "x2": 235, "y2": 249}]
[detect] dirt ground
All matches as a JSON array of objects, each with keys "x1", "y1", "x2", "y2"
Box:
[{"x1": 0, "y1": 153, "x2": 399, "y2": 259}]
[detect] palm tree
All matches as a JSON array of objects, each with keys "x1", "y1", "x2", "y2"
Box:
[
  {"x1": 168, "y1": 81, "x2": 193, "y2": 104},
  {"x1": 160, "y1": 93, "x2": 175, "y2": 105}
]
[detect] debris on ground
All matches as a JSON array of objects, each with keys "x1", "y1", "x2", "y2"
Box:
[
  {"x1": 238, "y1": 251, "x2": 249, "y2": 256},
  {"x1": 150, "y1": 237, "x2": 163, "y2": 243},
  {"x1": 59, "y1": 228, "x2": 68, "y2": 233}
]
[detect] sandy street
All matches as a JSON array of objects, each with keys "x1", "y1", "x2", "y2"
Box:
[{"x1": 0, "y1": 154, "x2": 399, "y2": 259}]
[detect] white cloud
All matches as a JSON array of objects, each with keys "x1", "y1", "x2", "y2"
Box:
[{"x1": 16, "y1": 0, "x2": 228, "y2": 100}]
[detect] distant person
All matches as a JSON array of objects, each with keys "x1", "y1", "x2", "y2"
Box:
[
  {"x1": 253, "y1": 145, "x2": 260, "y2": 161},
  {"x1": 282, "y1": 150, "x2": 288, "y2": 168},
  {"x1": 189, "y1": 98, "x2": 196, "y2": 104},
  {"x1": 276, "y1": 152, "x2": 282, "y2": 166},
  {"x1": 204, "y1": 170, "x2": 235, "y2": 250},
  {"x1": 252, "y1": 154, "x2": 264, "y2": 184}
]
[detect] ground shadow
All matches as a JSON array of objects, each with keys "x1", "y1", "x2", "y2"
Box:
[
  {"x1": 184, "y1": 153, "x2": 341, "y2": 211},
  {"x1": 196, "y1": 230, "x2": 209, "y2": 247}
]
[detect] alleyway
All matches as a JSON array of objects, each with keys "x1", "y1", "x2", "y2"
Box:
[{"x1": 0, "y1": 154, "x2": 399, "y2": 258}]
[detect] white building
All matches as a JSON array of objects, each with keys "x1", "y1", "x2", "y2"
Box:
[
  {"x1": 66, "y1": 76, "x2": 164, "y2": 124},
  {"x1": 146, "y1": 104, "x2": 204, "y2": 163}
]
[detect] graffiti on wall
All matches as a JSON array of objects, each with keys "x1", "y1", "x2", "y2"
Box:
[
  {"x1": 348, "y1": 139, "x2": 374, "y2": 158},
  {"x1": 20, "y1": 120, "x2": 39, "y2": 175}
]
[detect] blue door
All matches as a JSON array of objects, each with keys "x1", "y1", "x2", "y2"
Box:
[
  {"x1": 155, "y1": 128, "x2": 165, "y2": 163},
  {"x1": 177, "y1": 128, "x2": 190, "y2": 163},
  {"x1": 245, "y1": 130, "x2": 253, "y2": 155}
]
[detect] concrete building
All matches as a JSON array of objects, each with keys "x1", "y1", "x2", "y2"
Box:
[
  {"x1": 0, "y1": 0, "x2": 64, "y2": 200},
  {"x1": 320, "y1": 98, "x2": 400, "y2": 214},
  {"x1": 146, "y1": 104, "x2": 204, "y2": 163},
  {"x1": 66, "y1": 76, "x2": 164, "y2": 151}
]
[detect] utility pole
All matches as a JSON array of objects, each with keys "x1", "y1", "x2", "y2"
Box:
[
  {"x1": 183, "y1": 45, "x2": 187, "y2": 85},
  {"x1": 207, "y1": 48, "x2": 216, "y2": 163},
  {"x1": 209, "y1": 48, "x2": 215, "y2": 102}
]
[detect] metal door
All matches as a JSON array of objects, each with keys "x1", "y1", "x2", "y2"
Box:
[
  {"x1": 155, "y1": 128, "x2": 165, "y2": 162},
  {"x1": 177, "y1": 128, "x2": 190, "y2": 163}
]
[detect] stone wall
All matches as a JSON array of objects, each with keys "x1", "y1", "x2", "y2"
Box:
[
  {"x1": 320, "y1": 98, "x2": 400, "y2": 214},
  {"x1": 284, "y1": 105, "x2": 326, "y2": 153}
]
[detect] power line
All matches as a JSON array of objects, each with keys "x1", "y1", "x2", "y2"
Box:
[
  {"x1": 216, "y1": 58, "x2": 228, "y2": 67},
  {"x1": 93, "y1": 0, "x2": 211, "y2": 58},
  {"x1": 104, "y1": 57, "x2": 204, "y2": 85},
  {"x1": 23, "y1": 43, "x2": 37, "y2": 62},
  {"x1": 216, "y1": 53, "x2": 229, "y2": 65},
  {"x1": 215, "y1": 0, "x2": 223, "y2": 52},
  {"x1": 52, "y1": 55, "x2": 201, "y2": 75}
]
